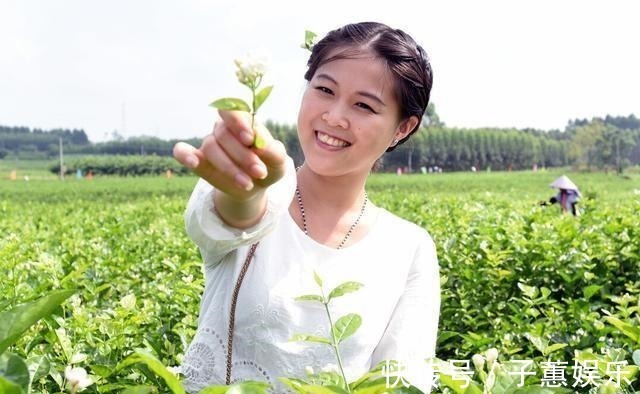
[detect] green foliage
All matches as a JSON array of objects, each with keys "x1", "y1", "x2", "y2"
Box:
[
  {"x1": 1, "y1": 172, "x2": 640, "y2": 392},
  {"x1": 0, "y1": 290, "x2": 75, "y2": 354},
  {"x1": 117, "y1": 351, "x2": 184, "y2": 394},
  {"x1": 0, "y1": 352, "x2": 30, "y2": 394},
  {"x1": 49, "y1": 155, "x2": 190, "y2": 176}
]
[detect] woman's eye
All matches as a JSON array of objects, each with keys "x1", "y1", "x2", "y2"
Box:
[
  {"x1": 356, "y1": 102, "x2": 376, "y2": 113},
  {"x1": 315, "y1": 86, "x2": 333, "y2": 95}
]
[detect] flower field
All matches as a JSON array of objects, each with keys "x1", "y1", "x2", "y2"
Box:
[{"x1": 1, "y1": 170, "x2": 639, "y2": 393}]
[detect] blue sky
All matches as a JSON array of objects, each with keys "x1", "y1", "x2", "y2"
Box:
[{"x1": 1, "y1": 0, "x2": 639, "y2": 142}]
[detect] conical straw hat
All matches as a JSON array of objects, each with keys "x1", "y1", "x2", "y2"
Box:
[{"x1": 550, "y1": 175, "x2": 578, "y2": 191}]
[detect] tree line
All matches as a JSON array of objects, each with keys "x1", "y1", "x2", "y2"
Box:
[{"x1": 3, "y1": 112, "x2": 640, "y2": 173}]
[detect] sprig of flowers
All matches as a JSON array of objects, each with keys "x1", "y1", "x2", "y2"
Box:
[{"x1": 210, "y1": 53, "x2": 272, "y2": 148}]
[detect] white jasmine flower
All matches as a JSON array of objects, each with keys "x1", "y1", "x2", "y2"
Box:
[
  {"x1": 65, "y1": 366, "x2": 92, "y2": 392},
  {"x1": 234, "y1": 53, "x2": 269, "y2": 87},
  {"x1": 471, "y1": 354, "x2": 485, "y2": 371},
  {"x1": 485, "y1": 348, "x2": 499, "y2": 368}
]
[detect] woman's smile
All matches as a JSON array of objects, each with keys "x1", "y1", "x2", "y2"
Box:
[{"x1": 315, "y1": 130, "x2": 351, "y2": 149}]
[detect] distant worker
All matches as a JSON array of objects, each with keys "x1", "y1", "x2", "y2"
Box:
[{"x1": 542, "y1": 175, "x2": 581, "y2": 216}]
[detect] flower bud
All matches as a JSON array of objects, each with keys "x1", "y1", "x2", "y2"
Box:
[
  {"x1": 65, "y1": 366, "x2": 92, "y2": 392},
  {"x1": 234, "y1": 54, "x2": 269, "y2": 87},
  {"x1": 485, "y1": 348, "x2": 499, "y2": 368},
  {"x1": 471, "y1": 354, "x2": 485, "y2": 371}
]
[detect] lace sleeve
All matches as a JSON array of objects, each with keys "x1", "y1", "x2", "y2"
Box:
[{"x1": 183, "y1": 157, "x2": 296, "y2": 267}]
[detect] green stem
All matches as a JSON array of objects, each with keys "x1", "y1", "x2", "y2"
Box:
[
  {"x1": 251, "y1": 85, "x2": 256, "y2": 132},
  {"x1": 321, "y1": 288, "x2": 351, "y2": 393}
]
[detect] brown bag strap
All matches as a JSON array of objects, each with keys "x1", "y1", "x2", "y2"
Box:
[{"x1": 225, "y1": 241, "x2": 260, "y2": 385}]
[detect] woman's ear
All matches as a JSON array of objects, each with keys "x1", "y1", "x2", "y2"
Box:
[{"x1": 392, "y1": 115, "x2": 420, "y2": 145}]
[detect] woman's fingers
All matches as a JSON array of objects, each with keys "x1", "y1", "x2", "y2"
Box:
[
  {"x1": 215, "y1": 124, "x2": 268, "y2": 180},
  {"x1": 173, "y1": 112, "x2": 287, "y2": 195},
  {"x1": 200, "y1": 134, "x2": 255, "y2": 191},
  {"x1": 173, "y1": 142, "x2": 200, "y2": 169},
  {"x1": 218, "y1": 110, "x2": 254, "y2": 146},
  {"x1": 253, "y1": 123, "x2": 286, "y2": 170}
]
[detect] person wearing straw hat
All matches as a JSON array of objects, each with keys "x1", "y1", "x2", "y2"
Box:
[{"x1": 543, "y1": 175, "x2": 581, "y2": 216}]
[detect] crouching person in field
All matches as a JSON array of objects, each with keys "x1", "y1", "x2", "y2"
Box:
[{"x1": 542, "y1": 175, "x2": 581, "y2": 216}]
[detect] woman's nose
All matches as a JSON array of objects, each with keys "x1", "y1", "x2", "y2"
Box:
[{"x1": 321, "y1": 104, "x2": 349, "y2": 129}]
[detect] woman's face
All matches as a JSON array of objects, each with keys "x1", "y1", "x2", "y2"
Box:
[{"x1": 297, "y1": 50, "x2": 416, "y2": 177}]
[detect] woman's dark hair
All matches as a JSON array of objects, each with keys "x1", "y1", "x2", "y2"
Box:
[{"x1": 304, "y1": 22, "x2": 433, "y2": 152}]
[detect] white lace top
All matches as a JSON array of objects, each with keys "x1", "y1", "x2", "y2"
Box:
[{"x1": 179, "y1": 161, "x2": 440, "y2": 393}]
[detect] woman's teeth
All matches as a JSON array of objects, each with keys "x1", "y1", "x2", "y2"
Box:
[{"x1": 317, "y1": 131, "x2": 349, "y2": 147}]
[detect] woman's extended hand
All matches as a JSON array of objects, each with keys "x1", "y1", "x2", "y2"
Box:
[{"x1": 173, "y1": 110, "x2": 287, "y2": 201}]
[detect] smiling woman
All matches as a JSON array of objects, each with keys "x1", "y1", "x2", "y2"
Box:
[{"x1": 172, "y1": 21, "x2": 439, "y2": 393}]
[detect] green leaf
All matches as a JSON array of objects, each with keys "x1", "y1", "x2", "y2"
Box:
[
  {"x1": 294, "y1": 295, "x2": 324, "y2": 303},
  {"x1": 0, "y1": 375, "x2": 23, "y2": 394},
  {"x1": 0, "y1": 352, "x2": 30, "y2": 394},
  {"x1": 302, "y1": 30, "x2": 318, "y2": 51},
  {"x1": 438, "y1": 331, "x2": 459, "y2": 343},
  {"x1": 328, "y1": 282, "x2": 363, "y2": 302},
  {"x1": 543, "y1": 343, "x2": 568, "y2": 356},
  {"x1": 0, "y1": 289, "x2": 75, "y2": 354},
  {"x1": 210, "y1": 98, "x2": 251, "y2": 112},
  {"x1": 583, "y1": 284, "x2": 601, "y2": 300},
  {"x1": 53, "y1": 327, "x2": 73, "y2": 363},
  {"x1": 351, "y1": 383, "x2": 389, "y2": 393},
  {"x1": 539, "y1": 287, "x2": 551, "y2": 299},
  {"x1": 26, "y1": 355, "x2": 50, "y2": 383},
  {"x1": 278, "y1": 384, "x2": 345, "y2": 394},
  {"x1": 524, "y1": 332, "x2": 547, "y2": 354},
  {"x1": 201, "y1": 380, "x2": 270, "y2": 394},
  {"x1": 313, "y1": 271, "x2": 323, "y2": 287},
  {"x1": 88, "y1": 364, "x2": 112, "y2": 378},
  {"x1": 279, "y1": 377, "x2": 309, "y2": 393},
  {"x1": 289, "y1": 334, "x2": 331, "y2": 345},
  {"x1": 117, "y1": 350, "x2": 184, "y2": 394},
  {"x1": 438, "y1": 372, "x2": 483, "y2": 394},
  {"x1": 305, "y1": 30, "x2": 317, "y2": 44},
  {"x1": 604, "y1": 316, "x2": 640, "y2": 343},
  {"x1": 517, "y1": 283, "x2": 538, "y2": 299},
  {"x1": 332, "y1": 314, "x2": 362, "y2": 344},
  {"x1": 253, "y1": 86, "x2": 273, "y2": 112},
  {"x1": 121, "y1": 386, "x2": 156, "y2": 394}
]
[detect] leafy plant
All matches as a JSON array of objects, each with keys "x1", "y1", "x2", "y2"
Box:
[
  {"x1": 0, "y1": 290, "x2": 74, "y2": 393},
  {"x1": 287, "y1": 272, "x2": 364, "y2": 393},
  {"x1": 210, "y1": 54, "x2": 272, "y2": 148}
]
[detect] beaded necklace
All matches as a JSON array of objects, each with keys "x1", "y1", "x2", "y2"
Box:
[{"x1": 294, "y1": 186, "x2": 368, "y2": 249}]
